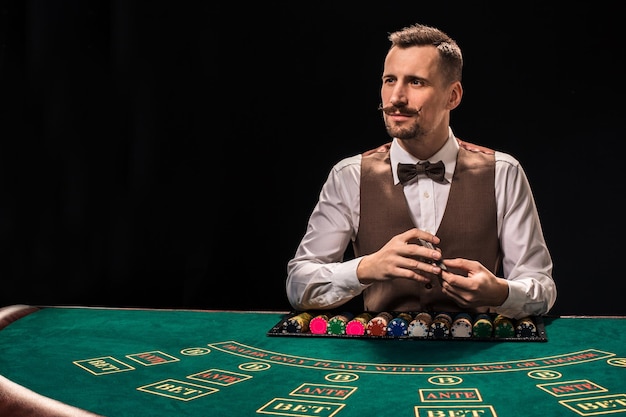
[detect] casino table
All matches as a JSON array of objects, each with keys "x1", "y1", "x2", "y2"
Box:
[{"x1": 0, "y1": 305, "x2": 625, "y2": 417}]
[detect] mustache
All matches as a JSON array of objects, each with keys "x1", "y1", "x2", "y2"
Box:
[{"x1": 377, "y1": 104, "x2": 422, "y2": 115}]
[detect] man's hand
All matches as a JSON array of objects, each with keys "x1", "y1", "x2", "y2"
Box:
[
  {"x1": 356, "y1": 228, "x2": 443, "y2": 285},
  {"x1": 440, "y1": 258, "x2": 509, "y2": 308}
]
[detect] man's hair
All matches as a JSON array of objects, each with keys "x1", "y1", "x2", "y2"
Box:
[{"x1": 388, "y1": 23, "x2": 463, "y2": 84}]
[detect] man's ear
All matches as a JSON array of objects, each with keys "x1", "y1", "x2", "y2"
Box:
[{"x1": 447, "y1": 81, "x2": 463, "y2": 110}]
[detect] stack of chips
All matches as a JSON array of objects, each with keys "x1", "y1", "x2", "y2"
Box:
[
  {"x1": 408, "y1": 312, "x2": 432, "y2": 338},
  {"x1": 386, "y1": 313, "x2": 413, "y2": 336},
  {"x1": 494, "y1": 314, "x2": 516, "y2": 338},
  {"x1": 366, "y1": 312, "x2": 393, "y2": 336},
  {"x1": 278, "y1": 310, "x2": 542, "y2": 341},
  {"x1": 515, "y1": 316, "x2": 538, "y2": 338},
  {"x1": 472, "y1": 313, "x2": 493, "y2": 338},
  {"x1": 283, "y1": 312, "x2": 313, "y2": 333},
  {"x1": 430, "y1": 313, "x2": 452, "y2": 338},
  {"x1": 309, "y1": 314, "x2": 329, "y2": 335},
  {"x1": 450, "y1": 312, "x2": 473, "y2": 338},
  {"x1": 346, "y1": 312, "x2": 373, "y2": 336},
  {"x1": 327, "y1": 312, "x2": 354, "y2": 335}
]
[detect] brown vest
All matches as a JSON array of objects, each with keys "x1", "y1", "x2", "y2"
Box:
[{"x1": 354, "y1": 139, "x2": 501, "y2": 312}]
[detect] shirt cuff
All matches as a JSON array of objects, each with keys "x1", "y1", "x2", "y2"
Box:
[
  {"x1": 494, "y1": 280, "x2": 544, "y2": 319},
  {"x1": 334, "y1": 257, "x2": 370, "y2": 295}
]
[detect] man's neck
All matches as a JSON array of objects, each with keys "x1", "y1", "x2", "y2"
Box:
[{"x1": 397, "y1": 133, "x2": 448, "y2": 160}]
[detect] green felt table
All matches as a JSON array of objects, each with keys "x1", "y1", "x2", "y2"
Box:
[{"x1": 0, "y1": 306, "x2": 625, "y2": 417}]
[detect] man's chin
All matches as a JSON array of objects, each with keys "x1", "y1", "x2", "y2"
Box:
[{"x1": 385, "y1": 124, "x2": 421, "y2": 140}]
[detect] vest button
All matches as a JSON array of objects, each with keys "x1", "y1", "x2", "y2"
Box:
[{"x1": 425, "y1": 283, "x2": 432, "y2": 289}]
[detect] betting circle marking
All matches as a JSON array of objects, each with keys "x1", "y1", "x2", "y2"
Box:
[
  {"x1": 607, "y1": 358, "x2": 626, "y2": 367},
  {"x1": 325, "y1": 372, "x2": 359, "y2": 383},
  {"x1": 180, "y1": 347, "x2": 211, "y2": 355},
  {"x1": 527, "y1": 370, "x2": 562, "y2": 380},
  {"x1": 428, "y1": 375, "x2": 462, "y2": 385},
  {"x1": 238, "y1": 362, "x2": 271, "y2": 371}
]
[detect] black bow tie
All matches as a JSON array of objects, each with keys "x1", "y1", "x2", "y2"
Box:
[{"x1": 397, "y1": 160, "x2": 447, "y2": 184}]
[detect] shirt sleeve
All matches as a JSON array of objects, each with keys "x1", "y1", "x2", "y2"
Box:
[
  {"x1": 491, "y1": 152, "x2": 557, "y2": 318},
  {"x1": 286, "y1": 149, "x2": 557, "y2": 318},
  {"x1": 286, "y1": 155, "x2": 367, "y2": 311}
]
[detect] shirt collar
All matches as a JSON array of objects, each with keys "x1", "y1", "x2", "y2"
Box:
[{"x1": 390, "y1": 127, "x2": 459, "y2": 185}]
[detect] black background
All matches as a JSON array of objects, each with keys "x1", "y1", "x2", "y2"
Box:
[{"x1": 1, "y1": 1, "x2": 624, "y2": 315}]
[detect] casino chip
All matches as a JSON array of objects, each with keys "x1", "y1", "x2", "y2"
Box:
[
  {"x1": 283, "y1": 312, "x2": 313, "y2": 333},
  {"x1": 450, "y1": 313, "x2": 472, "y2": 338},
  {"x1": 434, "y1": 312, "x2": 453, "y2": 324},
  {"x1": 430, "y1": 320, "x2": 450, "y2": 338},
  {"x1": 346, "y1": 313, "x2": 372, "y2": 336},
  {"x1": 327, "y1": 312, "x2": 354, "y2": 335},
  {"x1": 430, "y1": 313, "x2": 452, "y2": 339},
  {"x1": 386, "y1": 313, "x2": 412, "y2": 337},
  {"x1": 407, "y1": 311, "x2": 433, "y2": 338},
  {"x1": 472, "y1": 314, "x2": 493, "y2": 338},
  {"x1": 515, "y1": 317, "x2": 538, "y2": 338},
  {"x1": 309, "y1": 315, "x2": 329, "y2": 335},
  {"x1": 408, "y1": 318, "x2": 430, "y2": 338},
  {"x1": 366, "y1": 312, "x2": 393, "y2": 336},
  {"x1": 494, "y1": 314, "x2": 515, "y2": 338}
]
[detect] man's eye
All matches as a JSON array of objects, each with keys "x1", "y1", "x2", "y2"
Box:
[{"x1": 411, "y1": 79, "x2": 424, "y2": 86}]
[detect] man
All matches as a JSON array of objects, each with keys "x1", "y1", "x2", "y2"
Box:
[{"x1": 286, "y1": 23, "x2": 556, "y2": 319}]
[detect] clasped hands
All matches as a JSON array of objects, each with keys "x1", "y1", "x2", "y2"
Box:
[{"x1": 356, "y1": 228, "x2": 508, "y2": 309}]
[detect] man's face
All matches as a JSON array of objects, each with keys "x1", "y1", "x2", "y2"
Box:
[{"x1": 380, "y1": 45, "x2": 454, "y2": 140}]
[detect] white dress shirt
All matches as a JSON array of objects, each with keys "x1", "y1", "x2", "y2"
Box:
[{"x1": 286, "y1": 127, "x2": 556, "y2": 318}]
